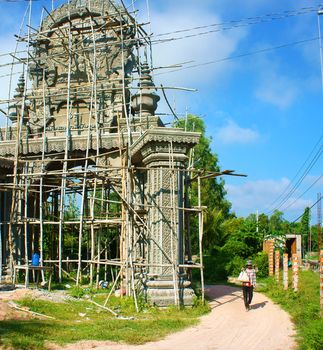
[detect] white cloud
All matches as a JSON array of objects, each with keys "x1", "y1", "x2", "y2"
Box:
[
  {"x1": 215, "y1": 120, "x2": 260, "y2": 144},
  {"x1": 148, "y1": 3, "x2": 246, "y2": 88},
  {"x1": 255, "y1": 72, "x2": 298, "y2": 109},
  {"x1": 304, "y1": 174, "x2": 323, "y2": 188},
  {"x1": 225, "y1": 177, "x2": 315, "y2": 220}
]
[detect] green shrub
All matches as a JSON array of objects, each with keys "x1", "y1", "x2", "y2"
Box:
[
  {"x1": 253, "y1": 251, "x2": 268, "y2": 278},
  {"x1": 225, "y1": 255, "x2": 245, "y2": 277},
  {"x1": 261, "y1": 270, "x2": 323, "y2": 350},
  {"x1": 202, "y1": 253, "x2": 228, "y2": 282},
  {"x1": 69, "y1": 285, "x2": 86, "y2": 298}
]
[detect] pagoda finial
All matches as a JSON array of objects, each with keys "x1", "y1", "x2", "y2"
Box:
[{"x1": 131, "y1": 62, "x2": 160, "y2": 118}]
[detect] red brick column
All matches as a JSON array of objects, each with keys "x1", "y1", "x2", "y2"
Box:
[
  {"x1": 292, "y1": 254, "x2": 299, "y2": 292},
  {"x1": 275, "y1": 250, "x2": 280, "y2": 282},
  {"x1": 283, "y1": 253, "x2": 288, "y2": 290},
  {"x1": 269, "y1": 241, "x2": 274, "y2": 276}
]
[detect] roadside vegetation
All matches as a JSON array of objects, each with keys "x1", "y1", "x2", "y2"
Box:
[
  {"x1": 0, "y1": 290, "x2": 209, "y2": 350},
  {"x1": 258, "y1": 270, "x2": 322, "y2": 350},
  {"x1": 177, "y1": 116, "x2": 319, "y2": 282},
  {"x1": 1, "y1": 115, "x2": 320, "y2": 350}
]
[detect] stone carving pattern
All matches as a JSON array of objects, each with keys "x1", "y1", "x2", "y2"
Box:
[
  {"x1": 9, "y1": 0, "x2": 136, "y2": 135},
  {"x1": 147, "y1": 166, "x2": 178, "y2": 276}
]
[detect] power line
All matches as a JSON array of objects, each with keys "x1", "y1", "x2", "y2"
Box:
[
  {"x1": 152, "y1": 6, "x2": 322, "y2": 44},
  {"x1": 291, "y1": 195, "x2": 323, "y2": 223},
  {"x1": 156, "y1": 37, "x2": 321, "y2": 76},
  {"x1": 266, "y1": 134, "x2": 323, "y2": 210},
  {"x1": 281, "y1": 174, "x2": 323, "y2": 211},
  {"x1": 266, "y1": 145, "x2": 322, "y2": 214}
]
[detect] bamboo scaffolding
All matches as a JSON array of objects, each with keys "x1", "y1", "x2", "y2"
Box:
[
  {"x1": 169, "y1": 142, "x2": 179, "y2": 307},
  {"x1": 57, "y1": 13, "x2": 72, "y2": 283},
  {"x1": 0, "y1": 0, "x2": 208, "y2": 310}
]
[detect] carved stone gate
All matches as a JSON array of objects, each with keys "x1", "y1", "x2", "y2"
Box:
[{"x1": 0, "y1": 0, "x2": 200, "y2": 306}]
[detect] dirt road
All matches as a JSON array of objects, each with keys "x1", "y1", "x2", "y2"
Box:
[{"x1": 55, "y1": 285, "x2": 296, "y2": 350}]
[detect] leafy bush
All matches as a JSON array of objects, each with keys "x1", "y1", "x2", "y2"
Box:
[
  {"x1": 69, "y1": 285, "x2": 86, "y2": 298},
  {"x1": 253, "y1": 251, "x2": 268, "y2": 278},
  {"x1": 225, "y1": 255, "x2": 245, "y2": 277},
  {"x1": 202, "y1": 253, "x2": 228, "y2": 282}
]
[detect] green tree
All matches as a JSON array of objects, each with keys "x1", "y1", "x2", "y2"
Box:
[
  {"x1": 299, "y1": 207, "x2": 310, "y2": 253},
  {"x1": 222, "y1": 216, "x2": 263, "y2": 258},
  {"x1": 174, "y1": 115, "x2": 231, "y2": 253},
  {"x1": 309, "y1": 225, "x2": 318, "y2": 252},
  {"x1": 269, "y1": 210, "x2": 284, "y2": 236},
  {"x1": 258, "y1": 213, "x2": 269, "y2": 238}
]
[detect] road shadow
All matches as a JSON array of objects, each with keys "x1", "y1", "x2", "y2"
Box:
[
  {"x1": 250, "y1": 301, "x2": 268, "y2": 310},
  {"x1": 205, "y1": 285, "x2": 243, "y2": 309}
]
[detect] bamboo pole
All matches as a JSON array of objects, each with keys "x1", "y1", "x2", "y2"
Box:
[
  {"x1": 198, "y1": 176, "x2": 205, "y2": 303},
  {"x1": 104, "y1": 239, "x2": 108, "y2": 281},
  {"x1": 89, "y1": 185, "x2": 96, "y2": 284},
  {"x1": 7, "y1": 6, "x2": 33, "y2": 277},
  {"x1": 58, "y1": 10, "x2": 73, "y2": 283},
  {"x1": 97, "y1": 185, "x2": 106, "y2": 288},
  {"x1": 39, "y1": 70, "x2": 48, "y2": 284},
  {"x1": 76, "y1": 23, "x2": 99, "y2": 285},
  {"x1": 169, "y1": 142, "x2": 179, "y2": 307},
  {"x1": 104, "y1": 269, "x2": 122, "y2": 307},
  {"x1": 23, "y1": 163, "x2": 29, "y2": 269}
]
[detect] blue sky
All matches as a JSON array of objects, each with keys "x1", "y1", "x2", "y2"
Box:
[{"x1": 0, "y1": 0, "x2": 322, "y2": 223}]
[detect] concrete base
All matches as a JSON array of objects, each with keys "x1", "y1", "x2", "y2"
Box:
[
  {"x1": 145, "y1": 278, "x2": 195, "y2": 307},
  {"x1": 0, "y1": 283, "x2": 15, "y2": 291}
]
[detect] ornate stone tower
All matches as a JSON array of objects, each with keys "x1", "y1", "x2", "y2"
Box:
[{"x1": 0, "y1": 0, "x2": 200, "y2": 306}]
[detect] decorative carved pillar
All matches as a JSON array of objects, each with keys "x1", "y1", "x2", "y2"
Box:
[
  {"x1": 142, "y1": 151, "x2": 193, "y2": 306},
  {"x1": 143, "y1": 152, "x2": 187, "y2": 278},
  {"x1": 130, "y1": 129, "x2": 200, "y2": 306}
]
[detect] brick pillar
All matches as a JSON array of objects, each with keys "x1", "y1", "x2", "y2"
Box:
[
  {"x1": 283, "y1": 253, "x2": 288, "y2": 290},
  {"x1": 292, "y1": 254, "x2": 299, "y2": 292},
  {"x1": 275, "y1": 250, "x2": 280, "y2": 282},
  {"x1": 268, "y1": 241, "x2": 274, "y2": 276}
]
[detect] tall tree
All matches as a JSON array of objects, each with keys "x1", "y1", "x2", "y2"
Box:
[
  {"x1": 174, "y1": 115, "x2": 231, "y2": 253},
  {"x1": 222, "y1": 216, "x2": 263, "y2": 258},
  {"x1": 300, "y1": 207, "x2": 310, "y2": 253}
]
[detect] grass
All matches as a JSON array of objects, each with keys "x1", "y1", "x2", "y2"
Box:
[
  {"x1": 0, "y1": 290, "x2": 209, "y2": 350},
  {"x1": 257, "y1": 270, "x2": 322, "y2": 350}
]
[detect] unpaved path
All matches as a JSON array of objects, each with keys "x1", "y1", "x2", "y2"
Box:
[{"x1": 52, "y1": 285, "x2": 296, "y2": 350}]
